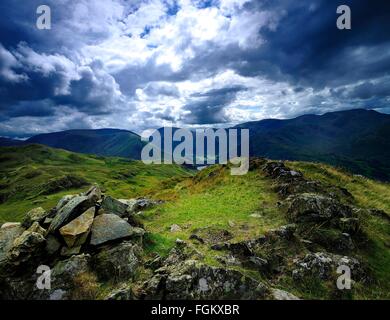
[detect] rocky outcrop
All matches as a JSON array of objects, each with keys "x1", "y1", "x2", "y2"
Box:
[
  {"x1": 190, "y1": 227, "x2": 233, "y2": 245},
  {"x1": 271, "y1": 289, "x2": 300, "y2": 300},
  {"x1": 90, "y1": 214, "x2": 144, "y2": 246},
  {"x1": 292, "y1": 252, "x2": 366, "y2": 282},
  {"x1": 22, "y1": 207, "x2": 49, "y2": 229},
  {"x1": 285, "y1": 193, "x2": 353, "y2": 223},
  {"x1": 140, "y1": 240, "x2": 270, "y2": 300},
  {"x1": 142, "y1": 259, "x2": 268, "y2": 300},
  {"x1": 93, "y1": 242, "x2": 141, "y2": 282},
  {"x1": 104, "y1": 284, "x2": 134, "y2": 300},
  {"x1": 261, "y1": 161, "x2": 353, "y2": 201},
  {"x1": 0, "y1": 224, "x2": 24, "y2": 267},
  {"x1": 7, "y1": 230, "x2": 46, "y2": 269}
]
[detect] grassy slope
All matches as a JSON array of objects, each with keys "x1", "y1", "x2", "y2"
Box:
[
  {"x1": 143, "y1": 165, "x2": 285, "y2": 258},
  {"x1": 142, "y1": 162, "x2": 390, "y2": 299},
  {"x1": 0, "y1": 144, "x2": 191, "y2": 223}
]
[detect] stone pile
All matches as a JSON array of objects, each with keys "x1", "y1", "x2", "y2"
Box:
[{"x1": 0, "y1": 185, "x2": 159, "y2": 299}]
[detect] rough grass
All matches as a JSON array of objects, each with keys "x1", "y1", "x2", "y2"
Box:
[
  {"x1": 143, "y1": 165, "x2": 286, "y2": 258},
  {"x1": 0, "y1": 144, "x2": 192, "y2": 223}
]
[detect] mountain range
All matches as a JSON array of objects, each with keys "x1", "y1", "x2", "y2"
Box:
[
  {"x1": 237, "y1": 109, "x2": 390, "y2": 181},
  {"x1": 2, "y1": 109, "x2": 390, "y2": 180}
]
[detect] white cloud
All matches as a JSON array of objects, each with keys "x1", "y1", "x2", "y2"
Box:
[{"x1": 0, "y1": 44, "x2": 28, "y2": 82}]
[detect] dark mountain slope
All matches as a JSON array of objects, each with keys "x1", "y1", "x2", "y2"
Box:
[
  {"x1": 0, "y1": 137, "x2": 25, "y2": 147},
  {"x1": 236, "y1": 109, "x2": 390, "y2": 180},
  {"x1": 26, "y1": 129, "x2": 146, "y2": 159}
]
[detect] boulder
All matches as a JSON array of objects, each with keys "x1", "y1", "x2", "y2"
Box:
[
  {"x1": 45, "y1": 235, "x2": 61, "y2": 255},
  {"x1": 101, "y1": 196, "x2": 129, "y2": 217},
  {"x1": 170, "y1": 224, "x2": 182, "y2": 232},
  {"x1": 7, "y1": 230, "x2": 46, "y2": 267},
  {"x1": 0, "y1": 224, "x2": 24, "y2": 267},
  {"x1": 93, "y1": 242, "x2": 141, "y2": 282},
  {"x1": 83, "y1": 185, "x2": 102, "y2": 203},
  {"x1": 215, "y1": 254, "x2": 242, "y2": 266},
  {"x1": 0, "y1": 275, "x2": 37, "y2": 300},
  {"x1": 55, "y1": 195, "x2": 75, "y2": 211},
  {"x1": 21, "y1": 207, "x2": 48, "y2": 229},
  {"x1": 131, "y1": 198, "x2": 161, "y2": 212},
  {"x1": 47, "y1": 195, "x2": 95, "y2": 234},
  {"x1": 61, "y1": 246, "x2": 81, "y2": 257},
  {"x1": 268, "y1": 224, "x2": 297, "y2": 240},
  {"x1": 59, "y1": 207, "x2": 95, "y2": 247},
  {"x1": 263, "y1": 161, "x2": 303, "y2": 182},
  {"x1": 118, "y1": 198, "x2": 138, "y2": 210},
  {"x1": 190, "y1": 227, "x2": 233, "y2": 245},
  {"x1": 271, "y1": 288, "x2": 300, "y2": 300},
  {"x1": 249, "y1": 256, "x2": 269, "y2": 271},
  {"x1": 292, "y1": 252, "x2": 366, "y2": 282},
  {"x1": 104, "y1": 284, "x2": 134, "y2": 300},
  {"x1": 145, "y1": 254, "x2": 164, "y2": 270},
  {"x1": 51, "y1": 254, "x2": 91, "y2": 293},
  {"x1": 310, "y1": 229, "x2": 355, "y2": 252},
  {"x1": 90, "y1": 214, "x2": 145, "y2": 246},
  {"x1": 1, "y1": 222, "x2": 21, "y2": 229},
  {"x1": 49, "y1": 289, "x2": 67, "y2": 300},
  {"x1": 27, "y1": 222, "x2": 46, "y2": 235},
  {"x1": 285, "y1": 193, "x2": 353, "y2": 223}
]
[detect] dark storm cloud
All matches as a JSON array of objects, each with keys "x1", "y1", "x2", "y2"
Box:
[
  {"x1": 181, "y1": 86, "x2": 246, "y2": 124},
  {"x1": 0, "y1": 0, "x2": 390, "y2": 137},
  {"x1": 332, "y1": 77, "x2": 390, "y2": 101},
  {"x1": 236, "y1": 0, "x2": 390, "y2": 89},
  {"x1": 142, "y1": 82, "x2": 180, "y2": 97},
  {"x1": 0, "y1": 0, "x2": 118, "y2": 53}
]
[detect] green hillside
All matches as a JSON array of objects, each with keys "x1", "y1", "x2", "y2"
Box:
[
  {"x1": 0, "y1": 146, "x2": 389, "y2": 299},
  {"x1": 26, "y1": 129, "x2": 146, "y2": 159},
  {"x1": 0, "y1": 144, "x2": 192, "y2": 223}
]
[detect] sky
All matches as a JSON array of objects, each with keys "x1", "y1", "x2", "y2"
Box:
[{"x1": 0, "y1": 0, "x2": 390, "y2": 138}]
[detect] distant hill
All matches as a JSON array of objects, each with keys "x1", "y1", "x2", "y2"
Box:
[
  {"x1": 25, "y1": 129, "x2": 146, "y2": 159},
  {"x1": 0, "y1": 137, "x2": 25, "y2": 147},
  {"x1": 236, "y1": 109, "x2": 390, "y2": 181}
]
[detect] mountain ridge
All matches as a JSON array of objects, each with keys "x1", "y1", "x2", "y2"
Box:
[{"x1": 1, "y1": 109, "x2": 390, "y2": 180}]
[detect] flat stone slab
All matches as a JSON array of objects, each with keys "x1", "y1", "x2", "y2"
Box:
[
  {"x1": 101, "y1": 196, "x2": 129, "y2": 217},
  {"x1": 90, "y1": 214, "x2": 144, "y2": 246},
  {"x1": 48, "y1": 196, "x2": 90, "y2": 234},
  {"x1": 59, "y1": 207, "x2": 95, "y2": 247},
  {"x1": 0, "y1": 224, "x2": 24, "y2": 264}
]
